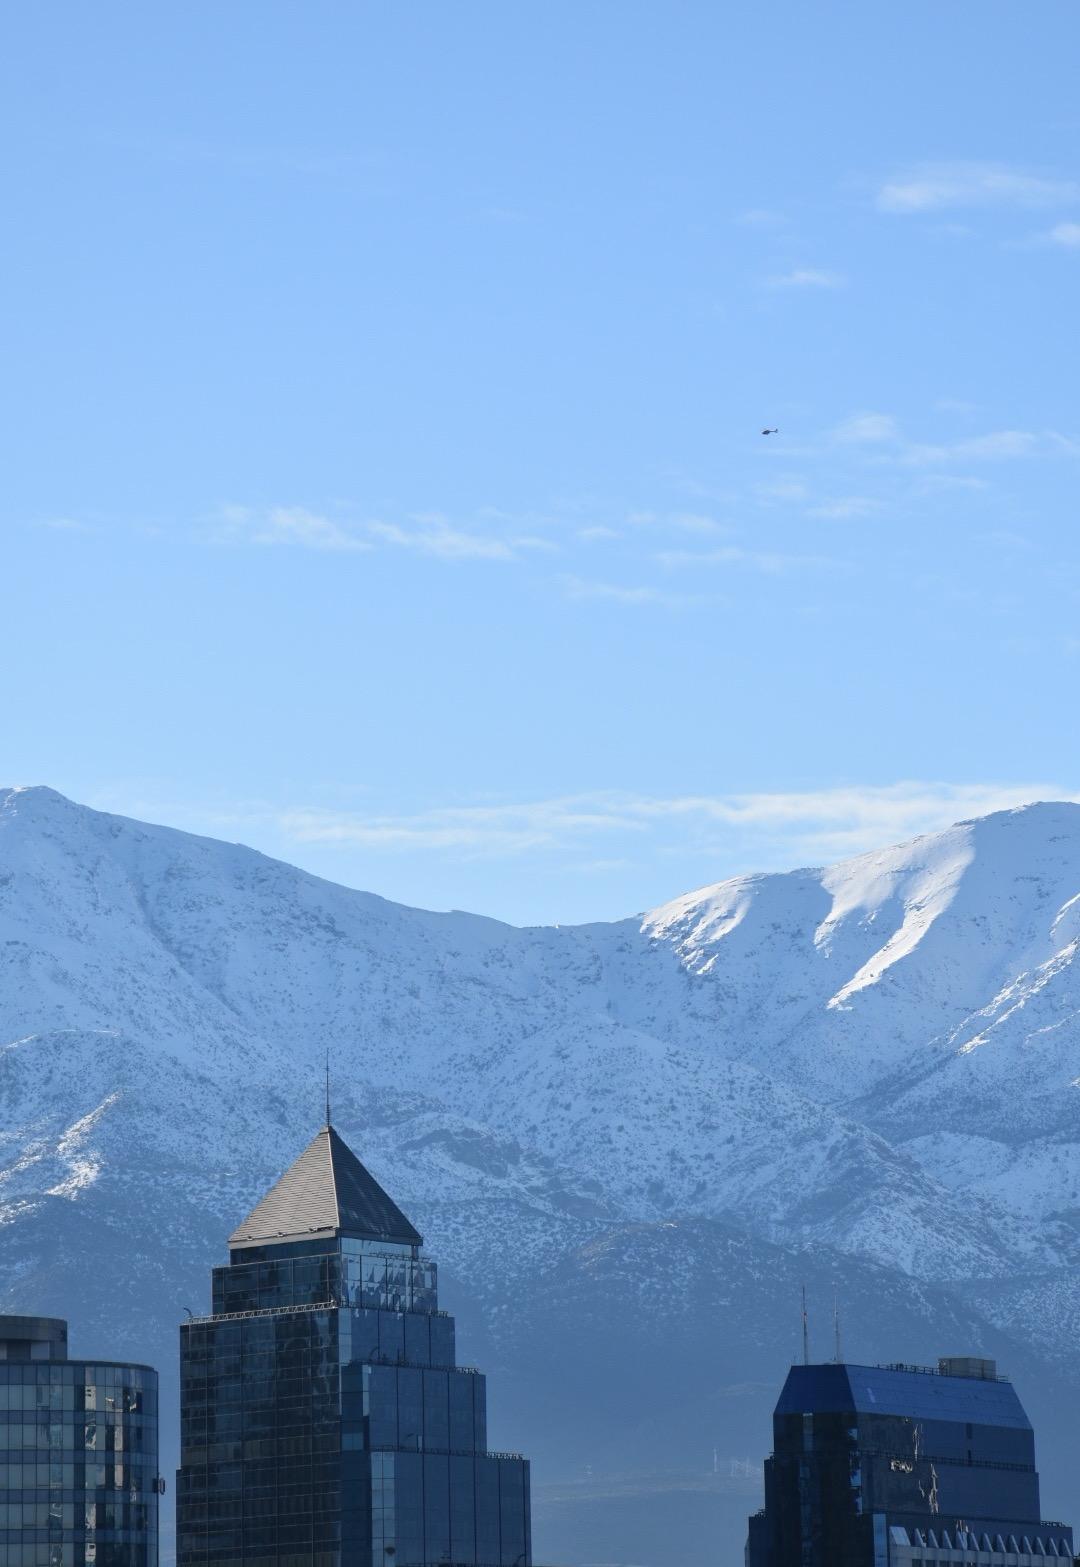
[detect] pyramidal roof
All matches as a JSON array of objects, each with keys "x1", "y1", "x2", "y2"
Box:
[{"x1": 229, "y1": 1124, "x2": 423, "y2": 1250}]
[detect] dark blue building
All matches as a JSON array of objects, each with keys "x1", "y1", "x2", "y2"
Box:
[
  {"x1": 746, "y1": 1357, "x2": 1073, "y2": 1566},
  {"x1": 177, "y1": 1123, "x2": 531, "y2": 1567},
  {"x1": 0, "y1": 1314, "x2": 160, "y2": 1567}
]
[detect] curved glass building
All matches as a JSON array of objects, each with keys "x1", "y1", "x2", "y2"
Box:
[
  {"x1": 0, "y1": 1314, "x2": 159, "y2": 1567},
  {"x1": 177, "y1": 1122, "x2": 531, "y2": 1567}
]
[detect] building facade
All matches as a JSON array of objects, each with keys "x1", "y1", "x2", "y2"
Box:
[
  {"x1": 177, "y1": 1123, "x2": 531, "y2": 1567},
  {"x1": 746, "y1": 1357, "x2": 1074, "y2": 1567},
  {"x1": 0, "y1": 1314, "x2": 159, "y2": 1567}
]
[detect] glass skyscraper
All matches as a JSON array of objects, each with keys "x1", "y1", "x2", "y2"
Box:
[
  {"x1": 746, "y1": 1356, "x2": 1074, "y2": 1566},
  {"x1": 0, "y1": 1314, "x2": 159, "y2": 1567},
  {"x1": 177, "y1": 1123, "x2": 531, "y2": 1567}
]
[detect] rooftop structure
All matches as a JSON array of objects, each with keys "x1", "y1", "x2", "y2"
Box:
[
  {"x1": 178, "y1": 1121, "x2": 532, "y2": 1567},
  {"x1": 746, "y1": 1356, "x2": 1073, "y2": 1567},
  {"x1": 228, "y1": 1122, "x2": 423, "y2": 1250}
]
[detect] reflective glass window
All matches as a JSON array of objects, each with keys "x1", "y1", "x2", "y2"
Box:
[
  {"x1": 404, "y1": 1314, "x2": 429, "y2": 1368},
  {"x1": 396, "y1": 1369, "x2": 422, "y2": 1453},
  {"x1": 423, "y1": 1370, "x2": 449, "y2": 1453},
  {"x1": 377, "y1": 1313, "x2": 404, "y2": 1366},
  {"x1": 449, "y1": 1453, "x2": 477, "y2": 1561},
  {"x1": 449, "y1": 1373, "x2": 476, "y2": 1453}
]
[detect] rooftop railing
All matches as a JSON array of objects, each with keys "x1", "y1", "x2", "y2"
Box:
[
  {"x1": 188, "y1": 1301, "x2": 451, "y2": 1326},
  {"x1": 875, "y1": 1360, "x2": 1010, "y2": 1382}
]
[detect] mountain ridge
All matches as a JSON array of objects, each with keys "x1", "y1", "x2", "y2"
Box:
[{"x1": 0, "y1": 785, "x2": 1078, "y2": 1565}]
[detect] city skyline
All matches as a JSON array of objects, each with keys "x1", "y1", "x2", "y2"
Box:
[{"x1": 2, "y1": 6, "x2": 1078, "y2": 1564}]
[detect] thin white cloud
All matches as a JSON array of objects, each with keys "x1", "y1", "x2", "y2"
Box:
[
  {"x1": 627, "y1": 510, "x2": 731, "y2": 535},
  {"x1": 265, "y1": 782, "x2": 1080, "y2": 867},
  {"x1": 577, "y1": 525, "x2": 620, "y2": 542},
  {"x1": 279, "y1": 798, "x2": 632, "y2": 853},
  {"x1": 877, "y1": 162, "x2": 1079, "y2": 214},
  {"x1": 122, "y1": 133, "x2": 382, "y2": 183},
  {"x1": 807, "y1": 497, "x2": 881, "y2": 519},
  {"x1": 34, "y1": 516, "x2": 95, "y2": 533},
  {"x1": 827, "y1": 415, "x2": 1078, "y2": 468},
  {"x1": 900, "y1": 429, "x2": 1079, "y2": 466},
  {"x1": 659, "y1": 543, "x2": 843, "y2": 574},
  {"x1": 915, "y1": 474, "x2": 990, "y2": 493},
  {"x1": 220, "y1": 506, "x2": 534, "y2": 561},
  {"x1": 975, "y1": 529, "x2": 1033, "y2": 551},
  {"x1": 561, "y1": 575, "x2": 710, "y2": 608},
  {"x1": 756, "y1": 479, "x2": 809, "y2": 503},
  {"x1": 735, "y1": 208, "x2": 786, "y2": 228},
  {"x1": 225, "y1": 505, "x2": 372, "y2": 552},
  {"x1": 1048, "y1": 222, "x2": 1080, "y2": 248},
  {"x1": 513, "y1": 534, "x2": 560, "y2": 553},
  {"x1": 831, "y1": 412, "x2": 900, "y2": 445},
  {"x1": 669, "y1": 512, "x2": 728, "y2": 534},
  {"x1": 367, "y1": 519, "x2": 514, "y2": 560},
  {"x1": 765, "y1": 268, "x2": 845, "y2": 289}
]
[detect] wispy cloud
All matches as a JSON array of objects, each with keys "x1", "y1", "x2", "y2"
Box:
[
  {"x1": 735, "y1": 208, "x2": 786, "y2": 228},
  {"x1": 658, "y1": 543, "x2": 844, "y2": 574},
  {"x1": 975, "y1": 529, "x2": 1034, "y2": 552},
  {"x1": 219, "y1": 505, "x2": 541, "y2": 561},
  {"x1": 807, "y1": 496, "x2": 881, "y2": 519},
  {"x1": 877, "y1": 162, "x2": 1080, "y2": 214},
  {"x1": 34, "y1": 516, "x2": 95, "y2": 534},
  {"x1": 368, "y1": 518, "x2": 514, "y2": 560},
  {"x1": 1047, "y1": 222, "x2": 1080, "y2": 248},
  {"x1": 668, "y1": 512, "x2": 728, "y2": 534},
  {"x1": 827, "y1": 413, "x2": 1078, "y2": 468},
  {"x1": 222, "y1": 505, "x2": 372, "y2": 552},
  {"x1": 628, "y1": 510, "x2": 730, "y2": 535},
  {"x1": 560, "y1": 575, "x2": 711, "y2": 608},
  {"x1": 756, "y1": 479, "x2": 809, "y2": 504},
  {"x1": 831, "y1": 412, "x2": 900, "y2": 445},
  {"x1": 678, "y1": 783, "x2": 1068, "y2": 836},
  {"x1": 915, "y1": 474, "x2": 990, "y2": 493},
  {"x1": 260, "y1": 782, "x2": 1080, "y2": 869},
  {"x1": 279, "y1": 797, "x2": 633, "y2": 853},
  {"x1": 900, "y1": 429, "x2": 1079, "y2": 466},
  {"x1": 111, "y1": 130, "x2": 386, "y2": 185},
  {"x1": 765, "y1": 268, "x2": 845, "y2": 289}
]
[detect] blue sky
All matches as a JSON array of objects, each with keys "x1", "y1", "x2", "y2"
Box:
[{"x1": 3, "y1": 2, "x2": 1080, "y2": 924}]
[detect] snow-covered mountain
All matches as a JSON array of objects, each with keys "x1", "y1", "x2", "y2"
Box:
[{"x1": 1, "y1": 786, "x2": 1078, "y2": 1566}]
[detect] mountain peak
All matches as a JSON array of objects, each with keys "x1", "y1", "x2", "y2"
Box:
[{"x1": 1, "y1": 785, "x2": 79, "y2": 812}]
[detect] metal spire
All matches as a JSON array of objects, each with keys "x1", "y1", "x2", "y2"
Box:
[{"x1": 325, "y1": 1049, "x2": 332, "y2": 1128}]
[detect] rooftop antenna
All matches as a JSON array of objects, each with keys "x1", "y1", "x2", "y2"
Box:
[
  {"x1": 801, "y1": 1284, "x2": 809, "y2": 1366},
  {"x1": 833, "y1": 1286, "x2": 843, "y2": 1364},
  {"x1": 325, "y1": 1049, "x2": 332, "y2": 1128}
]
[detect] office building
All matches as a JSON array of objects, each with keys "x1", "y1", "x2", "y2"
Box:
[
  {"x1": 746, "y1": 1356, "x2": 1073, "y2": 1566},
  {"x1": 0, "y1": 1314, "x2": 159, "y2": 1567},
  {"x1": 177, "y1": 1121, "x2": 531, "y2": 1567}
]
